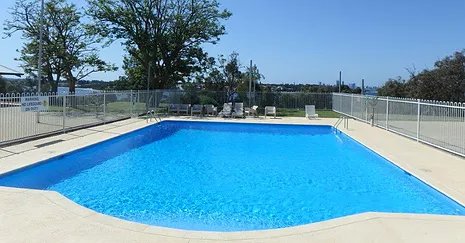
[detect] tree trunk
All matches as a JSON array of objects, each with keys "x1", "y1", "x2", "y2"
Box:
[
  {"x1": 69, "y1": 77, "x2": 76, "y2": 93},
  {"x1": 64, "y1": 69, "x2": 77, "y2": 108}
]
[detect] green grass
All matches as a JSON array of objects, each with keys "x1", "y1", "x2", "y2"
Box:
[
  {"x1": 48, "y1": 102, "x2": 147, "y2": 113},
  {"x1": 315, "y1": 109, "x2": 340, "y2": 118},
  {"x1": 276, "y1": 108, "x2": 340, "y2": 118},
  {"x1": 106, "y1": 102, "x2": 146, "y2": 112}
]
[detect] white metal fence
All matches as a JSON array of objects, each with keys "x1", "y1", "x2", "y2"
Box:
[
  {"x1": 3, "y1": 90, "x2": 463, "y2": 157},
  {"x1": 0, "y1": 90, "x2": 332, "y2": 146},
  {"x1": 0, "y1": 91, "x2": 148, "y2": 146},
  {"x1": 333, "y1": 93, "x2": 465, "y2": 157}
]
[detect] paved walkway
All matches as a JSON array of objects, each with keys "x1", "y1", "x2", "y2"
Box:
[{"x1": 1, "y1": 117, "x2": 465, "y2": 242}]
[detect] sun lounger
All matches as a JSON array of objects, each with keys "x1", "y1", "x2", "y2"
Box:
[
  {"x1": 168, "y1": 104, "x2": 191, "y2": 115},
  {"x1": 232, "y1": 103, "x2": 244, "y2": 118},
  {"x1": 178, "y1": 104, "x2": 190, "y2": 115},
  {"x1": 205, "y1": 105, "x2": 217, "y2": 116},
  {"x1": 264, "y1": 106, "x2": 276, "y2": 118},
  {"x1": 305, "y1": 105, "x2": 319, "y2": 119},
  {"x1": 191, "y1": 104, "x2": 203, "y2": 116},
  {"x1": 168, "y1": 104, "x2": 179, "y2": 114},
  {"x1": 218, "y1": 103, "x2": 232, "y2": 117},
  {"x1": 245, "y1": 105, "x2": 258, "y2": 117}
]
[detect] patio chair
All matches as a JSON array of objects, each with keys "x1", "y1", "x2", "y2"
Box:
[
  {"x1": 168, "y1": 104, "x2": 179, "y2": 115},
  {"x1": 245, "y1": 105, "x2": 258, "y2": 117},
  {"x1": 205, "y1": 105, "x2": 217, "y2": 116},
  {"x1": 264, "y1": 106, "x2": 276, "y2": 118},
  {"x1": 178, "y1": 104, "x2": 191, "y2": 115},
  {"x1": 232, "y1": 103, "x2": 244, "y2": 118},
  {"x1": 191, "y1": 104, "x2": 203, "y2": 116},
  {"x1": 218, "y1": 103, "x2": 232, "y2": 117},
  {"x1": 305, "y1": 105, "x2": 319, "y2": 119}
]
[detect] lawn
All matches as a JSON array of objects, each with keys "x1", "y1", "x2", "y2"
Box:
[
  {"x1": 48, "y1": 102, "x2": 147, "y2": 113},
  {"x1": 106, "y1": 102, "x2": 147, "y2": 113}
]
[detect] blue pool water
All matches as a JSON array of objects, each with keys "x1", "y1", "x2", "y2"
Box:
[{"x1": 0, "y1": 121, "x2": 464, "y2": 231}]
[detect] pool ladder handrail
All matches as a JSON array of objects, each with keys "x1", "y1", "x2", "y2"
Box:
[
  {"x1": 147, "y1": 110, "x2": 162, "y2": 123},
  {"x1": 334, "y1": 116, "x2": 349, "y2": 132},
  {"x1": 145, "y1": 94, "x2": 162, "y2": 123}
]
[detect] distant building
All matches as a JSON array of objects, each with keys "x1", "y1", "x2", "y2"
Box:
[{"x1": 348, "y1": 83, "x2": 357, "y2": 89}]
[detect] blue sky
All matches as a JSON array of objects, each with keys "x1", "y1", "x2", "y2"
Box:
[{"x1": 1, "y1": 0, "x2": 465, "y2": 86}]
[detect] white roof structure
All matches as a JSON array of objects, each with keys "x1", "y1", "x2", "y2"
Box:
[{"x1": 0, "y1": 65, "x2": 23, "y2": 77}]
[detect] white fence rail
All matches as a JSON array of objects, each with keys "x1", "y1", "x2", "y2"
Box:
[
  {"x1": 333, "y1": 93, "x2": 465, "y2": 157},
  {"x1": 0, "y1": 91, "x2": 149, "y2": 146},
  {"x1": 3, "y1": 90, "x2": 463, "y2": 157},
  {"x1": 1, "y1": 90, "x2": 332, "y2": 146}
]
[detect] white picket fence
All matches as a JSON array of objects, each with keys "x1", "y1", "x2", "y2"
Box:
[{"x1": 332, "y1": 93, "x2": 465, "y2": 157}]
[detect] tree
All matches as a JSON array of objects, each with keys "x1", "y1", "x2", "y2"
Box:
[
  {"x1": 222, "y1": 52, "x2": 242, "y2": 90},
  {"x1": 199, "y1": 53, "x2": 242, "y2": 91},
  {"x1": 4, "y1": 0, "x2": 116, "y2": 93},
  {"x1": 0, "y1": 76, "x2": 6, "y2": 93},
  {"x1": 377, "y1": 77, "x2": 407, "y2": 97},
  {"x1": 378, "y1": 50, "x2": 465, "y2": 101},
  {"x1": 237, "y1": 63, "x2": 264, "y2": 92},
  {"x1": 202, "y1": 57, "x2": 226, "y2": 91},
  {"x1": 407, "y1": 51, "x2": 465, "y2": 101},
  {"x1": 87, "y1": 0, "x2": 231, "y2": 89}
]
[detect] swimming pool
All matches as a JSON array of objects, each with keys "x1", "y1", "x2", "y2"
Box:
[{"x1": 0, "y1": 121, "x2": 464, "y2": 231}]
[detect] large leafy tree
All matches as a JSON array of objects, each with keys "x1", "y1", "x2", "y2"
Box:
[
  {"x1": 0, "y1": 76, "x2": 6, "y2": 93},
  {"x1": 407, "y1": 51, "x2": 465, "y2": 101},
  {"x1": 378, "y1": 50, "x2": 465, "y2": 101},
  {"x1": 222, "y1": 52, "x2": 242, "y2": 91},
  {"x1": 377, "y1": 77, "x2": 407, "y2": 97},
  {"x1": 87, "y1": 0, "x2": 231, "y2": 89},
  {"x1": 237, "y1": 63, "x2": 264, "y2": 92},
  {"x1": 4, "y1": 0, "x2": 116, "y2": 93}
]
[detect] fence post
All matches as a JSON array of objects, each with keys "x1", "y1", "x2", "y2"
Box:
[
  {"x1": 103, "y1": 91, "x2": 106, "y2": 123},
  {"x1": 137, "y1": 90, "x2": 140, "y2": 115},
  {"x1": 386, "y1": 97, "x2": 389, "y2": 130},
  {"x1": 154, "y1": 90, "x2": 158, "y2": 109},
  {"x1": 339, "y1": 94, "x2": 342, "y2": 112},
  {"x1": 62, "y1": 94, "x2": 66, "y2": 132},
  {"x1": 365, "y1": 98, "x2": 368, "y2": 122},
  {"x1": 416, "y1": 99, "x2": 421, "y2": 141},
  {"x1": 350, "y1": 94, "x2": 354, "y2": 116},
  {"x1": 130, "y1": 90, "x2": 133, "y2": 117}
]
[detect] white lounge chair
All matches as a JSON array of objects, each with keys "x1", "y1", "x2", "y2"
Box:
[
  {"x1": 245, "y1": 105, "x2": 258, "y2": 117},
  {"x1": 264, "y1": 106, "x2": 276, "y2": 118},
  {"x1": 232, "y1": 103, "x2": 244, "y2": 118},
  {"x1": 168, "y1": 104, "x2": 190, "y2": 115},
  {"x1": 191, "y1": 104, "x2": 203, "y2": 116},
  {"x1": 178, "y1": 104, "x2": 191, "y2": 115},
  {"x1": 218, "y1": 103, "x2": 232, "y2": 117},
  {"x1": 205, "y1": 105, "x2": 217, "y2": 116},
  {"x1": 168, "y1": 104, "x2": 179, "y2": 114},
  {"x1": 305, "y1": 105, "x2": 319, "y2": 119}
]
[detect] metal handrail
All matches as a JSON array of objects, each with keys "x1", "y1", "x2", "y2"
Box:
[
  {"x1": 146, "y1": 110, "x2": 162, "y2": 123},
  {"x1": 334, "y1": 116, "x2": 349, "y2": 132},
  {"x1": 333, "y1": 116, "x2": 343, "y2": 132},
  {"x1": 145, "y1": 94, "x2": 161, "y2": 123}
]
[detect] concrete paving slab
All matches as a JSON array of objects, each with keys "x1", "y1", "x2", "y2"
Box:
[
  {"x1": 0, "y1": 149, "x2": 13, "y2": 159},
  {"x1": 2, "y1": 134, "x2": 77, "y2": 154},
  {"x1": 85, "y1": 123, "x2": 121, "y2": 132},
  {"x1": 67, "y1": 128, "x2": 99, "y2": 137}
]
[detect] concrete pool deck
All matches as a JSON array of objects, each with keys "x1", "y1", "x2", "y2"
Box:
[{"x1": 1, "y1": 116, "x2": 465, "y2": 242}]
